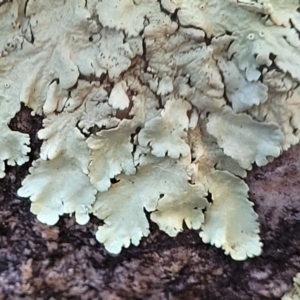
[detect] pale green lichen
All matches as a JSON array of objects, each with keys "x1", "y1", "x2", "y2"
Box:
[
  {"x1": 283, "y1": 273, "x2": 300, "y2": 300},
  {"x1": 0, "y1": 0, "x2": 300, "y2": 261}
]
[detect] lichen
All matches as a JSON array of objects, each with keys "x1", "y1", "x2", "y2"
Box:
[{"x1": 0, "y1": 0, "x2": 300, "y2": 261}]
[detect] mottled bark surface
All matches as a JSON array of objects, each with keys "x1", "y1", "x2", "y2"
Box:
[{"x1": 0, "y1": 107, "x2": 299, "y2": 300}]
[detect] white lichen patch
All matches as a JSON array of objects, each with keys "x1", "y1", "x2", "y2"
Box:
[
  {"x1": 93, "y1": 156, "x2": 194, "y2": 254},
  {"x1": 0, "y1": 0, "x2": 297, "y2": 260},
  {"x1": 87, "y1": 119, "x2": 137, "y2": 192},
  {"x1": 138, "y1": 99, "x2": 191, "y2": 159},
  {"x1": 200, "y1": 170, "x2": 262, "y2": 261},
  {"x1": 283, "y1": 273, "x2": 300, "y2": 300}
]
